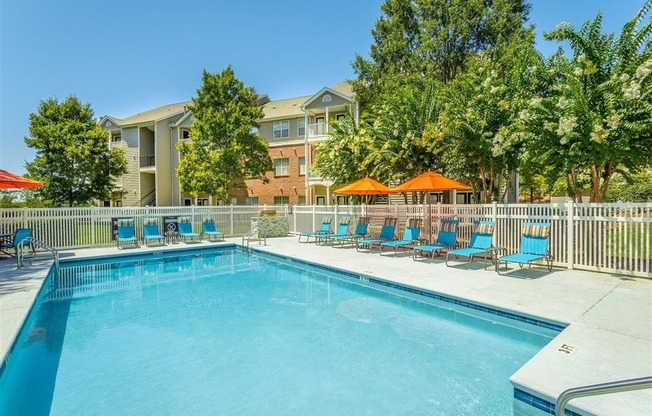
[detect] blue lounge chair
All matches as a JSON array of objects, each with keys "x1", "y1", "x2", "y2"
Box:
[
  {"x1": 298, "y1": 216, "x2": 332, "y2": 243},
  {"x1": 316, "y1": 216, "x2": 351, "y2": 245},
  {"x1": 497, "y1": 222, "x2": 552, "y2": 276},
  {"x1": 331, "y1": 217, "x2": 370, "y2": 248},
  {"x1": 445, "y1": 220, "x2": 495, "y2": 268},
  {"x1": 143, "y1": 218, "x2": 165, "y2": 247},
  {"x1": 117, "y1": 218, "x2": 138, "y2": 249},
  {"x1": 0, "y1": 228, "x2": 33, "y2": 257},
  {"x1": 178, "y1": 216, "x2": 200, "y2": 242},
  {"x1": 202, "y1": 216, "x2": 224, "y2": 242},
  {"x1": 413, "y1": 218, "x2": 459, "y2": 260},
  {"x1": 378, "y1": 218, "x2": 422, "y2": 255},
  {"x1": 356, "y1": 217, "x2": 398, "y2": 251}
]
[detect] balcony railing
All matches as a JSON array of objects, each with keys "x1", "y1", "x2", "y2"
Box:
[
  {"x1": 307, "y1": 123, "x2": 329, "y2": 137},
  {"x1": 140, "y1": 155, "x2": 155, "y2": 167}
]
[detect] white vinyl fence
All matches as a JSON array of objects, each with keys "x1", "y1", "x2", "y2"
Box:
[
  {"x1": 288, "y1": 202, "x2": 651, "y2": 278},
  {"x1": 1, "y1": 203, "x2": 650, "y2": 277}
]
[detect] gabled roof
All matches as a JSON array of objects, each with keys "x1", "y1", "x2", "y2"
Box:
[
  {"x1": 261, "y1": 95, "x2": 311, "y2": 120},
  {"x1": 301, "y1": 86, "x2": 353, "y2": 109},
  {"x1": 101, "y1": 101, "x2": 192, "y2": 127},
  {"x1": 330, "y1": 81, "x2": 354, "y2": 97}
]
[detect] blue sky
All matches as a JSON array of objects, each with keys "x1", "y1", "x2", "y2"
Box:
[{"x1": 0, "y1": 0, "x2": 645, "y2": 174}]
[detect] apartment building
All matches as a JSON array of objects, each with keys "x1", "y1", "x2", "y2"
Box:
[{"x1": 100, "y1": 82, "x2": 358, "y2": 207}]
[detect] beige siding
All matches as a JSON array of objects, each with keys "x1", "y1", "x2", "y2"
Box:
[
  {"x1": 155, "y1": 116, "x2": 181, "y2": 206},
  {"x1": 259, "y1": 117, "x2": 305, "y2": 143},
  {"x1": 121, "y1": 127, "x2": 140, "y2": 206},
  {"x1": 304, "y1": 92, "x2": 351, "y2": 110}
]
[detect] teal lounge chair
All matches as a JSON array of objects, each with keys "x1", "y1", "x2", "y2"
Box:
[
  {"x1": 356, "y1": 217, "x2": 398, "y2": 251},
  {"x1": 202, "y1": 216, "x2": 224, "y2": 242},
  {"x1": 331, "y1": 217, "x2": 370, "y2": 248},
  {"x1": 497, "y1": 222, "x2": 552, "y2": 276},
  {"x1": 178, "y1": 216, "x2": 200, "y2": 242},
  {"x1": 445, "y1": 220, "x2": 495, "y2": 268},
  {"x1": 298, "y1": 216, "x2": 332, "y2": 243},
  {"x1": 143, "y1": 218, "x2": 165, "y2": 247},
  {"x1": 0, "y1": 228, "x2": 33, "y2": 257},
  {"x1": 117, "y1": 218, "x2": 138, "y2": 249},
  {"x1": 316, "y1": 216, "x2": 351, "y2": 245},
  {"x1": 413, "y1": 218, "x2": 459, "y2": 260},
  {"x1": 378, "y1": 218, "x2": 422, "y2": 255}
]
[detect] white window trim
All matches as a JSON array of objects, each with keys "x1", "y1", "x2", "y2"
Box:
[
  {"x1": 298, "y1": 157, "x2": 306, "y2": 176},
  {"x1": 297, "y1": 118, "x2": 305, "y2": 137},
  {"x1": 274, "y1": 158, "x2": 289, "y2": 176},
  {"x1": 273, "y1": 120, "x2": 290, "y2": 139}
]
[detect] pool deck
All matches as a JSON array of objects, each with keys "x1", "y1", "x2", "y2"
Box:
[{"x1": 1, "y1": 237, "x2": 650, "y2": 416}]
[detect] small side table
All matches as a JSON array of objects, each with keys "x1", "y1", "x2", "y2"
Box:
[
  {"x1": 165, "y1": 231, "x2": 179, "y2": 245},
  {"x1": 487, "y1": 247, "x2": 509, "y2": 272}
]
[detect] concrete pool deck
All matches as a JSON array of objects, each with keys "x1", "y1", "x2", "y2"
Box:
[{"x1": 0, "y1": 237, "x2": 650, "y2": 416}]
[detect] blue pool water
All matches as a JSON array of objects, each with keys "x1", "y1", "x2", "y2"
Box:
[{"x1": 0, "y1": 248, "x2": 556, "y2": 415}]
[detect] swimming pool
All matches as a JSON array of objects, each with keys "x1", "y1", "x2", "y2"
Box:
[{"x1": 0, "y1": 247, "x2": 557, "y2": 415}]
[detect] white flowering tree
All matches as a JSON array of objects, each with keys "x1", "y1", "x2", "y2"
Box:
[
  {"x1": 521, "y1": 3, "x2": 652, "y2": 202},
  {"x1": 435, "y1": 33, "x2": 541, "y2": 202}
]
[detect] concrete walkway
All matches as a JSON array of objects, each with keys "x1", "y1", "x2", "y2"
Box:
[{"x1": 1, "y1": 237, "x2": 650, "y2": 416}]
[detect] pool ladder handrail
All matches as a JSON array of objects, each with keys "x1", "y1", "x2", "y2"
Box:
[
  {"x1": 242, "y1": 223, "x2": 266, "y2": 249},
  {"x1": 16, "y1": 237, "x2": 59, "y2": 271},
  {"x1": 555, "y1": 376, "x2": 652, "y2": 416}
]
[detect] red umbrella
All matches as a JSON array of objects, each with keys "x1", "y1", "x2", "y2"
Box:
[{"x1": 0, "y1": 169, "x2": 43, "y2": 189}]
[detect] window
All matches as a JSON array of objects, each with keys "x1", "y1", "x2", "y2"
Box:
[
  {"x1": 274, "y1": 196, "x2": 289, "y2": 205},
  {"x1": 181, "y1": 129, "x2": 191, "y2": 140},
  {"x1": 336, "y1": 114, "x2": 346, "y2": 121},
  {"x1": 112, "y1": 135, "x2": 121, "y2": 142},
  {"x1": 298, "y1": 157, "x2": 306, "y2": 175},
  {"x1": 196, "y1": 198, "x2": 208, "y2": 206},
  {"x1": 114, "y1": 200, "x2": 122, "y2": 207},
  {"x1": 298, "y1": 196, "x2": 306, "y2": 205},
  {"x1": 273, "y1": 120, "x2": 290, "y2": 139},
  {"x1": 184, "y1": 198, "x2": 192, "y2": 206},
  {"x1": 297, "y1": 119, "x2": 305, "y2": 136},
  {"x1": 274, "y1": 158, "x2": 289, "y2": 176},
  {"x1": 245, "y1": 197, "x2": 259, "y2": 206}
]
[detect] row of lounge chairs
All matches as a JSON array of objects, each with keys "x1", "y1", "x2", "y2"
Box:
[
  {"x1": 299, "y1": 215, "x2": 552, "y2": 275},
  {"x1": 117, "y1": 216, "x2": 224, "y2": 249}
]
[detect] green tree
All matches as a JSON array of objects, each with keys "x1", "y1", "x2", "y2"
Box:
[
  {"x1": 352, "y1": 0, "x2": 531, "y2": 108},
  {"x1": 522, "y1": 3, "x2": 652, "y2": 202},
  {"x1": 434, "y1": 33, "x2": 540, "y2": 202},
  {"x1": 24, "y1": 96, "x2": 127, "y2": 206},
  {"x1": 176, "y1": 67, "x2": 272, "y2": 201},
  {"x1": 605, "y1": 170, "x2": 652, "y2": 202}
]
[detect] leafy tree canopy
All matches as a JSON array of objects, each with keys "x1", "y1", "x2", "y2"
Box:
[
  {"x1": 176, "y1": 66, "x2": 272, "y2": 201},
  {"x1": 24, "y1": 96, "x2": 127, "y2": 206},
  {"x1": 352, "y1": 0, "x2": 531, "y2": 108},
  {"x1": 521, "y1": 2, "x2": 652, "y2": 202}
]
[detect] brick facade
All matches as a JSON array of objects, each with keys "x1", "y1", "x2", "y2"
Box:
[{"x1": 243, "y1": 143, "x2": 306, "y2": 205}]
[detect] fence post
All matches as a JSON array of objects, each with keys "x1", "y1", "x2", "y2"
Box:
[
  {"x1": 91, "y1": 206, "x2": 96, "y2": 247},
  {"x1": 492, "y1": 201, "x2": 498, "y2": 245},
  {"x1": 334, "y1": 204, "x2": 339, "y2": 227},
  {"x1": 312, "y1": 205, "x2": 316, "y2": 232},
  {"x1": 230, "y1": 205, "x2": 234, "y2": 236},
  {"x1": 566, "y1": 201, "x2": 574, "y2": 270},
  {"x1": 292, "y1": 205, "x2": 297, "y2": 234},
  {"x1": 22, "y1": 207, "x2": 28, "y2": 229}
]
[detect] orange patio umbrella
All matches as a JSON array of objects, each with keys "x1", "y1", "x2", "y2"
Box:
[
  {"x1": 0, "y1": 169, "x2": 43, "y2": 189},
  {"x1": 392, "y1": 171, "x2": 472, "y2": 242},
  {"x1": 335, "y1": 177, "x2": 395, "y2": 204},
  {"x1": 335, "y1": 177, "x2": 395, "y2": 195},
  {"x1": 391, "y1": 171, "x2": 471, "y2": 193}
]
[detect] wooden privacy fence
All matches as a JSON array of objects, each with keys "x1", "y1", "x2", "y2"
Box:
[{"x1": 1, "y1": 203, "x2": 650, "y2": 277}]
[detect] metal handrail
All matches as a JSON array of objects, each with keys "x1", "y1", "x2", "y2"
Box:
[
  {"x1": 17, "y1": 237, "x2": 59, "y2": 271},
  {"x1": 556, "y1": 376, "x2": 652, "y2": 416},
  {"x1": 242, "y1": 223, "x2": 266, "y2": 248}
]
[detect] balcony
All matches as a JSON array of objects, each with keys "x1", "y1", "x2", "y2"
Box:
[
  {"x1": 307, "y1": 123, "x2": 329, "y2": 140},
  {"x1": 307, "y1": 170, "x2": 333, "y2": 187},
  {"x1": 140, "y1": 155, "x2": 155, "y2": 171}
]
